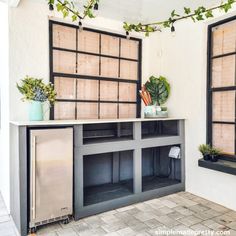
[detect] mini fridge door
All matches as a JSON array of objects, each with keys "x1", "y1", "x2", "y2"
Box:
[{"x1": 30, "y1": 128, "x2": 73, "y2": 227}]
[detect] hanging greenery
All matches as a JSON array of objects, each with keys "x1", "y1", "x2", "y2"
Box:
[
  {"x1": 47, "y1": 0, "x2": 99, "y2": 22},
  {"x1": 47, "y1": 0, "x2": 236, "y2": 35}
]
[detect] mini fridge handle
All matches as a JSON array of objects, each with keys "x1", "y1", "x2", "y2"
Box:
[{"x1": 31, "y1": 136, "x2": 36, "y2": 220}]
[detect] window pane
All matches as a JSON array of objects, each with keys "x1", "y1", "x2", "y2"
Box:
[
  {"x1": 212, "y1": 56, "x2": 235, "y2": 88},
  {"x1": 120, "y1": 60, "x2": 138, "y2": 80},
  {"x1": 100, "y1": 103, "x2": 118, "y2": 119},
  {"x1": 101, "y1": 34, "x2": 119, "y2": 56},
  {"x1": 77, "y1": 103, "x2": 98, "y2": 119},
  {"x1": 54, "y1": 77, "x2": 76, "y2": 99},
  {"x1": 54, "y1": 102, "x2": 76, "y2": 120},
  {"x1": 53, "y1": 50, "x2": 76, "y2": 74},
  {"x1": 212, "y1": 21, "x2": 236, "y2": 56},
  {"x1": 77, "y1": 54, "x2": 99, "y2": 76},
  {"x1": 212, "y1": 91, "x2": 235, "y2": 122},
  {"x1": 78, "y1": 30, "x2": 99, "y2": 53},
  {"x1": 100, "y1": 81, "x2": 118, "y2": 101},
  {"x1": 119, "y1": 83, "x2": 137, "y2": 102},
  {"x1": 119, "y1": 104, "x2": 136, "y2": 118},
  {"x1": 53, "y1": 24, "x2": 76, "y2": 50},
  {"x1": 120, "y1": 38, "x2": 139, "y2": 60},
  {"x1": 77, "y1": 79, "x2": 99, "y2": 101},
  {"x1": 100, "y1": 57, "x2": 119, "y2": 78},
  {"x1": 213, "y1": 124, "x2": 235, "y2": 155}
]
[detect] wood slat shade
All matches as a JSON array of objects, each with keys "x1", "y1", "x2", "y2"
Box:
[
  {"x1": 53, "y1": 24, "x2": 76, "y2": 50},
  {"x1": 212, "y1": 56, "x2": 235, "y2": 88},
  {"x1": 51, "y1": 22, "x2": 140, "y2": 120},
  {"x1": 212, "y1": 91, "x2": 235, "y2": 122},
  {"x1": 210, "y1": 18, "x2": 236, "y2": 156},
  {"x1": 212, "y1": 21, "x2": 236, "y2": 56},
  {"x1": 213, "y1": 124, "x2": 235, "y2": 155}
]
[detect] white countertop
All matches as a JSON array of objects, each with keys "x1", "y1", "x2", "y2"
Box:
[{"x1": 10, "y1": 117, "x2": 185, "y2": 126}]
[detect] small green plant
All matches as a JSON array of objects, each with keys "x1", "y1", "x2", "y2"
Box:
[
  {"x1": 17, "y1": 76, "x2": 57, "y2": 106},
  {"x1": 209, "y1": 147, "x2": 221, "y2": 156},
  {"x1": 198, "y1": 144, "x2": 211, "y2": 156},
  {"x1": 144, "y1": 76, "x2": 170, "y2": 106}
]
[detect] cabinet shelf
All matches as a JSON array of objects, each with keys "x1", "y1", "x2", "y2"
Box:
[
  {"x1": 84, "y1": 180, "x2": 133, "y2": 206},
  {"x1": 83, "y1": 122, "x2": 133, "y2": 144},
  {"x1": 142, "y1": 120, "x2": 179, "y2": 139}
]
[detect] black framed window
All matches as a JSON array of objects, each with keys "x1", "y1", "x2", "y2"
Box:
[
  {"x1": 207, "y1": 16, "x2": 236, "y2": 157},
  {"x1": 49, "y1": 20, "x2": 142, "y2": 120}
]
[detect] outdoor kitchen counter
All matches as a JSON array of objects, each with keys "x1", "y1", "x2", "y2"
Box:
[
  {"x1": 10, "y1": 117, "x2": 185, "y2": 126},
  {"x1": 10, "y1": 118, "x2": 185, "y2": 236}
]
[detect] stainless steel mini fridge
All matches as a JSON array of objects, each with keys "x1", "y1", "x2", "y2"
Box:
[{"x1": 29, "y1": 128, "x2": 73, "y2": 230}]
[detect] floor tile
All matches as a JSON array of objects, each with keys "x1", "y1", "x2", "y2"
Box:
[{"x1": 0, "y1": 191, "x2": 235, "y2": 236}]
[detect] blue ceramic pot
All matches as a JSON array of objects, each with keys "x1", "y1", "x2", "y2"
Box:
[{"x1": 29, "y1": 101, "x2": 44, "y2": 121}]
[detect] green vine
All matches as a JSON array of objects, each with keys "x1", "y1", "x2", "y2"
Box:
[
  {"x1": 47, "y1": 0, "x2": 99, "y2": 22},
  {"x1": 47, "y1": 0, "x2": 236, "y2": 35}
]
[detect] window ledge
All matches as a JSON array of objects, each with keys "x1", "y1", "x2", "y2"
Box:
[{"x1": 198, "y1": 158, "x2": 236, "y2": 176}]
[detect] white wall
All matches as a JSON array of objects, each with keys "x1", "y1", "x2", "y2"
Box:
[
  {"x1": 148, "y1": 9, "x2": 236, "y2": 210},
  {"x1": 7, "y1": 0, "x2": 236, "y2": 213},
  {"x1": 0, "y1": 1, "x2": 10, "y2": 210}
]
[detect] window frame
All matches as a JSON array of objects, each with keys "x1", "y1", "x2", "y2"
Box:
[
  {"x1": 207, "y1": 15, "x2": 236, "y2": 159},
  {"x1": 49, "y1": 20, "x2": 142, "y2": 120}
]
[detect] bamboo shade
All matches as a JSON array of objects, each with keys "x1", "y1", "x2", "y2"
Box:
[
  {"x1": 213, "y1": 124, "x2": 235, "y2": 155},
  {"x1": 212, "y1": 91, "x2": 235, "y2": 122},
  {"x1": 120, "y1": 38, "x2": 139, "y2": 60},
  {"x1": 120, "y1": 60, "x2": 138, "y2": 80},
  {"x1": 54, "y1": 77, "x2": 76, "y2": 99},
  {"x1": 78, "y1": 30, "x2": 99, "y2": 53},
  {"x1": 100, "y1": 103, "x2": 118, "y2": 119},
  {"x1": 53, "y1": 50, "x2": 76, "y2": 74},
  {"x1": 212, "y1": 56, "x2": 235, "y2": 88},
  {"x1": 100, "y1": 57, "x2": 119, "y2": 78},
  {"x1": 77, "y1": 54, "x2": 99, "y2": 76},
  {"x1": 119, "y1": 104, "x2": 136, "y2": 118},
  {"x1": 101, "y1": 34, "x2": 119, "y2": 56},
  {"x1": 54, "y1": 102, "x2": 76, "y2": 120},
  {"x1": 77, "y1": 79, "x2": 99, "y2": 100},
  {"x1": 212, "y1": 21, "x2": 236, "y2": 56},
  {"x1": 100, "y1": 81, "x2": 118, "y2": 101},
  {"x1": 53, "y1": 24, "x2": 76, "y2": 50},
  {"x1": 119, "y1": 83, "x2": 137, "y2": 102},
  {"x1": 77, "y1": 103, "x2": 98, "y2": 119}
]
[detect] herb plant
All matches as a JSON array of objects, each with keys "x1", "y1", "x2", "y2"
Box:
[{"x1": 17, "y1": 76, "x2": 57, "y2": 106}]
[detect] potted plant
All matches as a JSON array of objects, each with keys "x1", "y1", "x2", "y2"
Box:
[
  {"x1": 17, "y1": 76, "x2": 57, "y2": 121},
  {"x1": 139, "y1": 76, "x2": 170, "y2": 118},
  {"x1": 198, "y1": 144, "x2": 211, "y2": 161},
  {"x1": 209, "y1": 147, "x2": 221, "y2": 162}
]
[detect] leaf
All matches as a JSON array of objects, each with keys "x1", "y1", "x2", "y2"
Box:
[
  {"x1": 144, "y1": 76, "x2": 170, "y2": 105},
  {"x1": 184, "y1": 7, "x2": 191, "y2": 14}
]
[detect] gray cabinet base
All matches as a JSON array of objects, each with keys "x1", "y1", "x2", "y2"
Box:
[{"x1": 75, "y1": 183, "x2": 185, "y2": 220}]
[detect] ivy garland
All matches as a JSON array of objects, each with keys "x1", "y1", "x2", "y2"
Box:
[{"x1": 47, "y1": 0, "x2": 236, "y2": 36}]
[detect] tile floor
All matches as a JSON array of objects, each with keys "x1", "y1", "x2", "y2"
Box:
[{"x1": 1, "y1": 192, "x2": 236, "y2": 236}]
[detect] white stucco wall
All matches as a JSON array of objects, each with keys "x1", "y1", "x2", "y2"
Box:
[
  {"x1": 3, "y1": 0, "x2": 236, "y2": 213},
  {"x1": 148, "y1": 10, "x2": 236, "y2": 210},
  {"x1": 0, "y1": 1, "x2": 10, "y2": 210}
]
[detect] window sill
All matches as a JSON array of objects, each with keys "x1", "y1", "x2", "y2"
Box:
[{"x1": 198, "y1": 158, "x2": 236, "y2": 176}]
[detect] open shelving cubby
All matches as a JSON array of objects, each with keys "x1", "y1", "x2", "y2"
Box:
[
  {"x1": 142, "y1": 120, "x2": 179, "y2": 139},
  {"x1": 83, "y1": 122, "x2": 133, "y2": 144},
  {"x1": 142, "y1": 145, "x2": 182, "y2": 192},
  {"x1": 83, "y1": 150, "x2": 134, "y2": 206}
]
